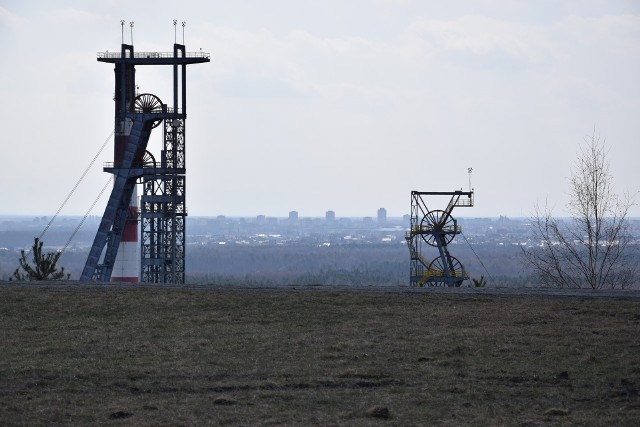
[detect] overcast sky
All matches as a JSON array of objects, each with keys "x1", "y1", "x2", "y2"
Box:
[{"x1": 1, "y1": 0, "x2": 639, "y2": 218}]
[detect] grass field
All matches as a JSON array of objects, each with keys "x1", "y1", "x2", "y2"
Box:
[{"x1": 1, "y1": 285, "x2": 639, "y2": 426}]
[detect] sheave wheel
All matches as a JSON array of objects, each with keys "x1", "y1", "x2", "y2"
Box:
[
  {"x1": 133, "y1": 93, "x2": 163, "y2": 128},
  {"x1": 428, "y1": 255, "x2": 464, "y2": 286},
  {"x1": 420, "y1": 210, "x2": 456, "y2": 247}
]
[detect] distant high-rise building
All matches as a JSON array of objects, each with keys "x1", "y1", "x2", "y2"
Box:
[
  {"x1": 377, "y1": 208, "x2": 387, "y2": 223},
  {"x1": 325, "y1": 210, "x2": 335, "y2": 222},
  {"x1": 256, "y1": 215, "x2": 266, "y2": 224},
  {"x1": 289, "y1": 211, "x2": 299, "y2": 222}
]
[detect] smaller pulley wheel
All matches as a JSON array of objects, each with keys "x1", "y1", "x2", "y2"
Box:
[
  {"x1": 428, "y1": 255, "x2": 465, "y2": 287},
  {"x1": 142, "y1": 150, "x2": 156, "y2": 168},
  {"x1": 420, "y1": 210, "x2": 456, "y2": 247},
  {"x1": 133, "y1": 93, "x2": 163, "y2": 128}
]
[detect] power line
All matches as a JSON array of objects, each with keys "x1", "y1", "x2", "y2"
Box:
[
  {"x1": 460, "y1": 231, "x2": 495, "y2": 283},
  {"x1": 38, "y1": 130, "x2": 114, "y2": 242},
  {"x1": 59, "y1": 176, "x2": 113, "y2": 254}
]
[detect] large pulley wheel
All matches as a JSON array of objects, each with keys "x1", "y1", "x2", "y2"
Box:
[
  {"x1": 428, "y1": 256, "x2": 464, "y2": 286},
  {"x1": 133, "y1": 93, "x2": 163, "y2": 128},
  {"x1": 420, "y1": 210, "x2": 456, "y2": 247}
]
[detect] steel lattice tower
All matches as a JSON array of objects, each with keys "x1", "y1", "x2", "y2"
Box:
[{"x1": 80, "y1": 42, "x2": 209, "y2": 283}]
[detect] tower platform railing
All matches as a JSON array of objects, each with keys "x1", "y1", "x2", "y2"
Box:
[
  {"x1": 407, "y1": 225, "x2": 462, "y2": 235},
  {"x1": 98, "y1": 51, "x2": 210, "y2": 60}
]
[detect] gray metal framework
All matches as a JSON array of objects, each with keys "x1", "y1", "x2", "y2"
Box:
[
  {"x1": 405, "y1": 191, "x2": 474, "y2": 287},
  {"x1": 140, "y1": 118, "x2": 187, "y2": 283},
  {"x1": 80, "y1": 43, "x2": 209, "y2": 283}
]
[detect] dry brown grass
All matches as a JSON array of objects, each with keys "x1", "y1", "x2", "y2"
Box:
[{"x1": 1, "y1": 285, "x2": 639, "y2": 426}]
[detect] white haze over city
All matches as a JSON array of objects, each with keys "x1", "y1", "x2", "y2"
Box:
[{"x1": 1, "y1": 0, "x2": 639, "y2": 218}]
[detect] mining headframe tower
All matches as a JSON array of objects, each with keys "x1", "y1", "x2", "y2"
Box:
[
  {"x1": 405, "y1": 190, "x2": 474, "y2": 287},
  {"x1": 80, "y1": 41, "x2": 209, "y2": 284}
]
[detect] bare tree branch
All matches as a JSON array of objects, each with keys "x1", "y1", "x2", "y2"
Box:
[{"x1": 522, "y1": 130, "x2": 638, "y2": 289}]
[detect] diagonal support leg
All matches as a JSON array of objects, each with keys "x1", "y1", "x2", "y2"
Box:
[{"x1": 80, "y1": 118, "x2": 152, "y2": 281}]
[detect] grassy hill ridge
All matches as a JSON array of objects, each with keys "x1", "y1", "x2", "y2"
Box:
[{"x1": 1, "y1": 285, "x2": 639, "y2": 425}]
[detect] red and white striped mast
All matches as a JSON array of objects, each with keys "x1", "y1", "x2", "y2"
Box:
[{"x1": 110, "y1": 20, "x2": 139, "y2": 282}]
